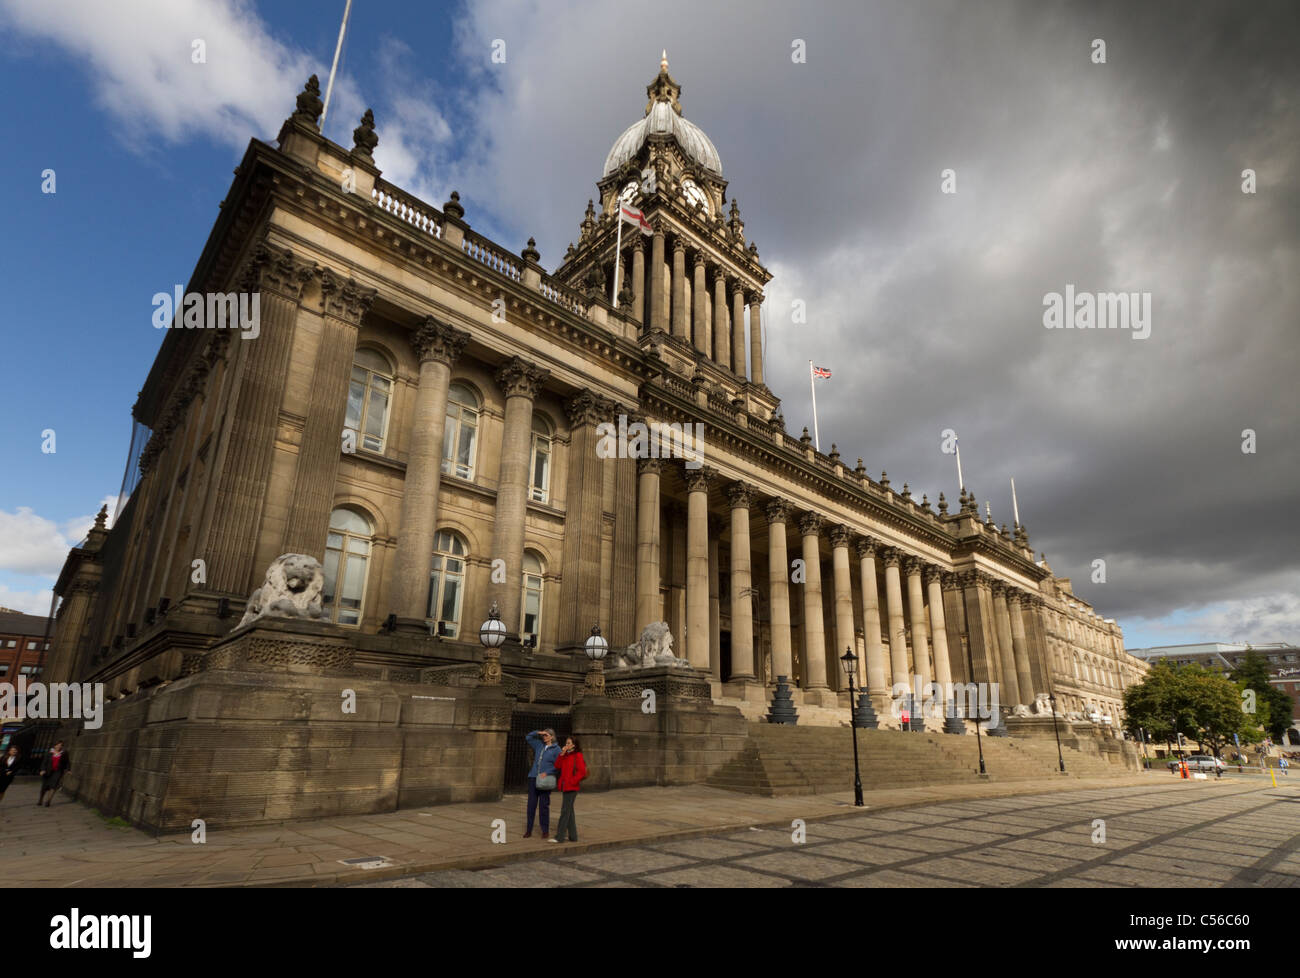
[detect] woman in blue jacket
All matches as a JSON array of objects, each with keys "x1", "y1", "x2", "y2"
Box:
[{"x1": 524, "y1": 728, "x2": 561, "y2": 838}]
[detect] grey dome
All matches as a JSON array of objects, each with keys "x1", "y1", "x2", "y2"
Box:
[{"x1": 603, "y1": 99, "x2": 722, "y2": 178}]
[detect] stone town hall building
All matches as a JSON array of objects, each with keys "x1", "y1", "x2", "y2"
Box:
[{"x1": 45, "y1": 59, "x2": 1145, "y2": 829}]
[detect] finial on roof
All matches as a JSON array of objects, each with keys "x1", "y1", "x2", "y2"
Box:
[
  {"x1": 93, "y1": 505, "x2": 108, "y2": 530},
  {"x1": 661, "y1": 50, "x2": 669, "y2": 72}
]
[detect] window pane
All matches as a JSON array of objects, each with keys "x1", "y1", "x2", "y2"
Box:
[
  {"x1": 327, "y1": 532, "x2": 343, "y2": 551},
  {"x1": 345, "y1": 380, "x2": 364, "y2": 430},
  {"x1": 457, "y1": 425, "x2": 476, "y2": 475},
  {"x1": 322, "y1": 549, "x2": 341, "y2": 608},
  {"x1": 366, "y1": 388, "x2": 388, "y2": 438},
  {"x1": 347, "y1": 537, "x2": 369, "y2": 555},
  {"x1": 441, "y1": 576, "x2": 462, "y2": 625},
  {"x1": 341, "y1": 554, "x2": 366, "y2": 608},
  {"x1": 427, "y1": 569, "x2": 441, "y2": 619}
]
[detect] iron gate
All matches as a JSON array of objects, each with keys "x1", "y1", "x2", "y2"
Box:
[{"x1": 503, "y1": 708, "x2": 571, "y2": 793}]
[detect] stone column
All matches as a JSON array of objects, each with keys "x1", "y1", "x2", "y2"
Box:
[
  {"x1": 992, "y1": 581, "x2": 1023, "y2": 706},
  {"x1": 692, "y1": 253, "x2": 709, "y2": 356},
  {"x1": 713, "y1": 269, "x2": 730, "y2": 369},
  {"x1": 748, "y1": 291, "x2": 764, "y2": 386},
  {"x1": 766, "y1": 499, "x2": 793, "y2": 683},
  {"x1": 282, "y1": 271, "x2": 376, "y2": 555},
  {"x1": 798, "y1": 512, "x2": 829, "y2": 696},
  {"x1": 649, "y1": 226, "x2": 666, "y2": 332},
  {"x1": 830, "y1": 525, "x2": 859, "y2": 685},
  {"x1": 882, "y1": 549, "x2": 909, "y2": 695},
  {"x1": 558, "y1": 391, "x2": 612, "y2": 650},
  {"x1": 635, "y1": 458, "x2": 662, "y2": 630},
  {"x1": 685, "y1": 465, "x2": 714, "y2": 670},
  {"x1": 671, "y1": 238, "x2": 687, "y2": 340},
  {"x1": 925, "y1": 567, "x2": 954, "y2": 690},
  {"x1": 728, "y1": 482, "x2": 755, "y2": 681},
  {"x1": 1008, "y1": 590, "x2": 1036, "y2": 703},
  {"x1": 204, "y1": 244, "x2": 315, "y2": 596},
  {"x1": 905, "y1": 558, "x2": 932, "y2": 698},
  {"x1": 631, "y1": 238, "x2": 646, "y2": 327},
  {"x1": 731, "y1": 283, "x2": 747, "y2": 379},
  {"x1": 487, "y1": 357, "x2": 549, "y2": 636},
  {"x1": 856, "y1": 537, "x2": 888, "y2": 708},
  {"x1": 708, "y1": 518, "x2": 721, "y2": 679},
  {"x1": 390, "y1": 317, "x2": 469, "y2": 619}
]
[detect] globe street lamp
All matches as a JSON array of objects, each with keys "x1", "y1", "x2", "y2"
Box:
[
  {"x1": 584, "y1": 623, "x2": 609, "y2": 696},
  {"x1": 840, "y1": 647, "x2": 864, "y2": 807},
  {"x1": 478, "y1": 601, "x2": 506, "y2": 686}
]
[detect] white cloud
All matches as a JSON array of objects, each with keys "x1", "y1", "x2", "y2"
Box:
[
  {"x1": 0, "y1": 496, "x2": 116, "y2": 577},
  {"x1": 0, "y1": 584, "x2": 57, "y2": 617}
]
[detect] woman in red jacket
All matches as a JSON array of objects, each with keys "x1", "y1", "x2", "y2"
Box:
[{"x1": 549, "y1": 736, "x2": 587, "y2": 844}]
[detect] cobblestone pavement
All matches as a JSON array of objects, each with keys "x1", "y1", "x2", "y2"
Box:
[{"x1": 352, "y1": 781, "x2": 1300, "y2": 888}]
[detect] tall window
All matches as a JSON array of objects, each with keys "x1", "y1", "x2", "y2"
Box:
[
  {"x1": 429, "y1": 530, "x2": 468, "y2": 636},
  {"x1": 442, "y1": 383, "x2": 480, "y2": 480},
  {"x1": 323, "y1": 508, "x2": 372, "y2": 625},
  {"x1": 345, "y1": 348, "x2": 393, "y2": 453},
  {"x1": 529, "y1": 415, "x2": 553, "y2": 503},
  {"x1": 521, "y1": 550, "x2": 544, "y2": 645}
]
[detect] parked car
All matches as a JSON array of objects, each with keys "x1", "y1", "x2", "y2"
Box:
[{"x1": 1167, "y1": 754, "x2": 1226, "y2": 772}]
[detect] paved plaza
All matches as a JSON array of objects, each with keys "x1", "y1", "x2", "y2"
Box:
[{"x1": 353, "y1": 778, "x2": 1300, "y2": 888}]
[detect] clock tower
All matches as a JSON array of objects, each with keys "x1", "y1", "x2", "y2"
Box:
[{"x1": 556, "y1": 53, "x2": 776, "y2": 414}]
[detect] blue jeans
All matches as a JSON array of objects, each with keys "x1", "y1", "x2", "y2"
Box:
[{"x1": 526, "y1": 777, "x2": 551, "y2": 833}]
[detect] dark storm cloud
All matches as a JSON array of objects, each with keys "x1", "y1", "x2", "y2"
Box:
[{"x1": 445, "y1": 0, "x2": 1300, "y2": 640}]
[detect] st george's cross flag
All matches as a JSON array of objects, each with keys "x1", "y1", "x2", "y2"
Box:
[{"x1": 619, "y1": 203, "x2": 653, "y2": 235}]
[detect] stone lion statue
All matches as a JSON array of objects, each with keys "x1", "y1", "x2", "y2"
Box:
[
  {"x1": 1010, "y1": 704, "x2": 1032, "y2": 718},
  {"x1": 237, "y1": 553, "x2": 328, "y2": 628},
  {"x1": 611, "y1": 621, "x2": 680, "y2": 668},
  {"x1": 1032, "y1": 692, "x2": 1058, "y2": 716}
]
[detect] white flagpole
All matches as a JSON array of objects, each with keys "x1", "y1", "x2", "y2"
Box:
[
  {"x1": 955, "y1": 437, "x2": 964, "y2": 492},
  {"x1": 1011, "y1": 477, "x2": 1020, "y2": 527},
  {"x1": 611, "y1": 202, "x2": 623, "y2": 306},
  {"x1": 320, "y1": 0, "x2": 354, "y2": 131},
  {"x1": 809, "y1": 360, "x2": 821, "y2": 451}
]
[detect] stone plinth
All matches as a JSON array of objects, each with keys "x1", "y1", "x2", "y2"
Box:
[{"x1": 1005, "y1": 715, "x2": 1073, "y2": 740}]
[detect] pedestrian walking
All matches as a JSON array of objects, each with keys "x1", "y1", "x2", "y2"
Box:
[
  {"x1": 524, "y1": 728, "x2": 560, "y2": 839},
  {"x1": 550, "y1": 736, "x2": 588, "y2": 844},
  {"x1": 1281, "y1": 756, "x2": 1289, "y2": 777},
  {"x1": 0, "y1": 746, "x2": 20, "y2": 803},
  {"x1": 38, "y1": 741, "x2": 70, "y2": 807}
]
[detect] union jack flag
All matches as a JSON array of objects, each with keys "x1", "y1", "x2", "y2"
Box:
[{"x1": 812, "y1": 365, "x2": 832, "y2": 379}]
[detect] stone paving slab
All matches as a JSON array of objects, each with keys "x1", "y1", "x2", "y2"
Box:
[{"x1": 0, "y1": 771, "x2": 1218, "y2": 888}]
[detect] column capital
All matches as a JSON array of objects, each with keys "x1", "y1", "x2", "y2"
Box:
[
  {"x1": 990, "y1": 578, "x2": 1009, "y2": 599},
  {"x1": 765, "y1": 497, "x2": 790, "y2": 523},
  {"x1": 672, "y1": 237, "x2": 686, "y2": 256},
  {"x1": 731, "y1": 280, "x2": 747, "y2": 300},
  {"x1": 637, "y1": 457, "x2": 663, "y2": 477},
  {"x1": 684, "y1": 465, "x2": 716, "y2": 494},
  {"x1": 726, "y1": 481, "x2": 753, "y2": 510},
  {"x1": 693, "y1": 251, "x2": 707, "y2": 271},
  {"x1": 902, "y1": 555, "x2": 924, "y2": 577},
  {"x1": 941, "y1": 571, "x2": 963, "y2": 592},
  {"x1": 798, "y1": 511, "x2": 823, "y2": 537},
  {"x1": 924, "y1": 564, "x2": 945, "y2": 587},
  {"x1": 319, "y1": 268, "x2": 377, "y2": 323},
  {"x1": 632, "y1": 235, "x2": 647, "y2": 254},
  {"x1": 239, "y1": 242, "x2": 316, "y2": 301},
  {"x1": 748, "y1": 291, "x2": 765, "y2": 306},
  {"x1": 829, "y1": 523, "x2": 852, "y2": 549},
  {"x1": 495, "y1": 356, "x2": 550, "y2": 400},
  {"x1": 879, "y1": 547, "x2": 902, "y2": 569},
  {"x1": 854, "y1": 536, "x2": 877, "y2": 559},
  {"x1": 409, "y1": 316, "x2": 469, "y2": 365},
  {"x1": 565, "y1": 390, "x2": 615, "y2": 428},
  {"x1": 1007, "y1": 588, "x2": 1026, "y2": 608}
]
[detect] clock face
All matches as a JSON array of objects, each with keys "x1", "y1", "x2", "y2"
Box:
[
  {"x1": 682, "y1": 179, "x2": 709, "y2": 215},
  {"x1": 620, "y1": 181, "x2": 639, "y2": 204}
]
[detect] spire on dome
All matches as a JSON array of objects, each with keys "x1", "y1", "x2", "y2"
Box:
[
  {"x1": 661, "y1": 49, "x2": 669, "y2": 72},
  {"x1": 646, "y1": 52, "x2": 682, "y2": 116}
]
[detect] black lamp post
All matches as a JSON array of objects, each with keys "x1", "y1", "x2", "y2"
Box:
[
  {"x1": 840, "y1": 647, "x2": 864, "y2": 807},
  {"x1": 963, "y1": 637, "x2": 986, "y2": 776},
  {"x1": 1048, "y1": 690, "x2": 1065, "y2": 773}
]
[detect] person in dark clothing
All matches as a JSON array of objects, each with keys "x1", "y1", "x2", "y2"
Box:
[
  {"x1": 549, "y1": 736, "x2": 588, "y2": 844},
  {"x1": 38, "y1": 741, "x2": 70, "y2": 807},
  {"x1": 524, "y1": 728, "x2": 560, "y2": 838},
  {"x1": 0, "y1": 746, "x2": 20, "y2": 803}
]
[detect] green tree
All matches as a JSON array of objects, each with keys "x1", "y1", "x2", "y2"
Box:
[
  {"x1": 1124, "y1": 660, "x2": 1253, "y2": 757},
  {"x1": 1230, "y1": 649, "x2": 1293, "y2": 742}
]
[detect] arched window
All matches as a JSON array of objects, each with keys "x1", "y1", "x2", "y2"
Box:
[
  {"x1": 521, "y1": 550, "x2": 545, "y2": 645},
  {"x1": 529, "y1": 415, "x2": 553, "y2": 503},
  {"x1": 428, "y1": 530, "x2": 468, "y2": 636},
  {"x1": 345, "y1": 348, "x2": 393, "y2": 452},
  {"x1": 442, "y1": 383, "x2": 480, "y2": 480},
  {"x1": 323, "y1": 508, "x2": 372, "y2": 625}
]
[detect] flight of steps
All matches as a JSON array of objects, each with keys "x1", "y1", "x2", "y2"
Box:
[{"x1": 705, "y1": 722, "x2": 1130, "y2": 796}]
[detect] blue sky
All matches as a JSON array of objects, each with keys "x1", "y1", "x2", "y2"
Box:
[{"x1": 0, "y1": 0, "x2": 1296, "y2": 650}]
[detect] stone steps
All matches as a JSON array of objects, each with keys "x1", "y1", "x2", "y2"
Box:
[{"x1": 705, "y1": 722, "x2": 1130, "y2": 796}]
